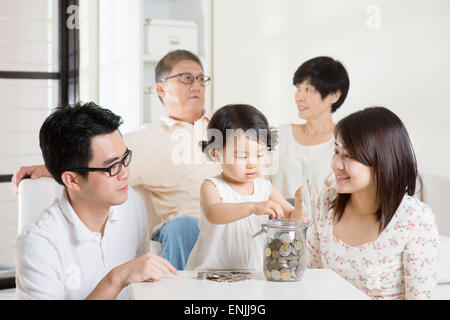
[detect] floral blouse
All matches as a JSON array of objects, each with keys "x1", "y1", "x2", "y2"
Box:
[{"x1": 306, "y1": 188, "x2": 440, "y2": 300}]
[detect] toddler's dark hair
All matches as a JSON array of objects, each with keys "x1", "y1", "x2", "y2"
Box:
[{"x1": 201, "y1": 104, "x2": 278, "y2": 157}]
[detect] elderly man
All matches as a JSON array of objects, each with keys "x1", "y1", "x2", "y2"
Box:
[{"x1": 12, "y1": 50, "x2": 221, "y2": 270}]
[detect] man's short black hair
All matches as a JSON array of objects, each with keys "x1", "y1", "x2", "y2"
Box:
[
  {"x1": 39, "y1": 101, "x2": 123, "y2": 186},
  {"x1": 293, "y1": 56, "x2": 350, "y2": 113}
]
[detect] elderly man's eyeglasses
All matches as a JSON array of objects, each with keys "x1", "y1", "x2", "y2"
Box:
[
  {"x1": 160, "y1": 72, "x2": 211, "y2": 86},
  {"x1": 67, "y1": 149, "x2": 132, "y2": 177}
]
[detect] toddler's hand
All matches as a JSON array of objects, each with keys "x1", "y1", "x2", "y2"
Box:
[{"x1": 253, "y1": 200, "x2": 284, "y2": 219}]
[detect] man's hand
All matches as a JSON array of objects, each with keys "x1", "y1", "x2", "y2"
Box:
[
  {"x1": 86, "y1": 252, "x2": 178, "y2": 300},
  {"x1": 117, "y1": 252, "x2": 178, "y2": 286},
  {"x1": 11, "y1": 165, "x2": 50, "y2": 195}
]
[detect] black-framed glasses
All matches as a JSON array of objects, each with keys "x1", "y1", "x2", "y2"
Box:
[
  {"x1": 160, "y1": 72, "x2": 211, "y2": 86},
  {"x1": 67, "y1": 149, "x2": 132, "y2": 177}
]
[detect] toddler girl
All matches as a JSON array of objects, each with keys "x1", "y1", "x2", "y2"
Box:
[{"x1": 186, "y1": 104, "x2": 306, "y2": 271}]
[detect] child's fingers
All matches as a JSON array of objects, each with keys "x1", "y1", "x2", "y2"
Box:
[
  {"x1": 268, "y1": 209, "x2": 277, "y2": 219},
  {"x1": 264, "y1": 205, "x2": 278, "y2": 219},
  {"x1": 270, "y1": 201, "x2": 284, "y2": 219}
]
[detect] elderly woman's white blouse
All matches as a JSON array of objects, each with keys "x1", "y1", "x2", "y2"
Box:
[{"x1": 270, "y1": 124, "x2": 335, "y2": 199}]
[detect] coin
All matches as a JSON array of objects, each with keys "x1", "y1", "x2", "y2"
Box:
[
  {"x1": 280, "y1": 232, "x2": 294, "y2": 244},
  {"x1": 288, "y1": 259, "x2": 299, "y2": 268},
  {"x1": 293, "y1": 240, "x2": 303, "y2": 251},
  {"x1": 265, "y1": 247, "x2": 272, "y2": 257},
  {"x1": 279, "y1": 243, "x2": 291, "y2": 256},
  {"x1": 271, "y1": 249, "x2": 280, "y2": 259},
  {"x1": 280, "y1": 269, "x2": 291, "y2": 281},
  {"x1": 269, "y1": 239, "x2": 282, "y2": 251},
  {"x1": 271, "y1": 260, "x2": 281, "y2": 270},
  {"x1": 200, "y1": 271, "x2": 252, "y2": 282},
  {"x1": 271, "y1": 269, "x2": 281, "y2": 280},
  {"x1": 291, "y1": 246, "x2": 298, "y2": 256}
]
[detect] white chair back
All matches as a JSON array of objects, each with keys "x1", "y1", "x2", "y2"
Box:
[
  {"x1": 17, "y1": 178, "x2": 63, "y2": 235},
  {"x1": 16, "y1": 177, "x2": 163, "y2": 255}
]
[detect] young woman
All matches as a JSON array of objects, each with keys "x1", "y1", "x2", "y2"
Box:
[{"x1": 306, "y1": 106, "x2": 439, "y2": 300}]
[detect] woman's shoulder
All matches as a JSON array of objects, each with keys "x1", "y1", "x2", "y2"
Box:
[
  {"x1": 387, "y1": 194, "x2": 439, "y2": 241},
  {"x1": 317, "y1": 187, "x2": 337, "y2": 208},
  {"x1": 397, "y1": 194, "x2": 436, "y2": 224}
]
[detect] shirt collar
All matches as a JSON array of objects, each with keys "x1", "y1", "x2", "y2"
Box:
[
  {"x1": 58, "y1": 189, "x2": 118, "y2": 243},
  {"x1": 160, "y1": 111, "x2": 210, "y2": 128}
]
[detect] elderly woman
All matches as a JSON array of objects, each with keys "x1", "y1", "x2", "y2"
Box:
[{"x1": 270, "y1": 56, "x2": 350, "y2": 198}]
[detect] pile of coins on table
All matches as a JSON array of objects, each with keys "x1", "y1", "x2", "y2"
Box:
[
  {"x1": 197, "y1": 271, "x2": 252, "y2": 282},
  {"x1": 263, "y1": 231, "x2": 306, "y2": 281}
]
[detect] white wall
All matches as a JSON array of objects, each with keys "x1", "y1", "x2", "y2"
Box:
[
  {"x1": 79, "y1": 0, "x2": 99, "y2": 103},
  {"x1": 98, "y1": 0, "x2": 142, "y2": 134},
  {"x1": 213, "y1": 0, "x2": 450, "y2": 177}
]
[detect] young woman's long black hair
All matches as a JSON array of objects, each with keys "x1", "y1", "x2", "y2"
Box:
[{"x1": 332, "y1": 106, "x2": 418, "y2": 232}]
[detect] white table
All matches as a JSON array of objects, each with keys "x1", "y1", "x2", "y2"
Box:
[{"x1": 130, "y1": 269, "x2": 370, "y2": 300}]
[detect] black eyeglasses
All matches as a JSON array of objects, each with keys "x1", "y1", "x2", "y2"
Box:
[
  {"x1": 160, "y1": 72, "x2": 211, "y2": 86},
  {"x1": 67, "y1": 149, "x2": 132, "y2": 177}
]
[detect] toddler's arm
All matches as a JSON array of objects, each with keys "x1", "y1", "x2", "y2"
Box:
[{"x1": 200, "y1": 180, "x2": 284, "y2": 224}]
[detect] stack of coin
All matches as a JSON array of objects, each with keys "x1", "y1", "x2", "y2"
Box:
[
  {"x1": 197, "y1": 271, "x2": 252, "y2": 282},
  {"x1": 263, "y1": 231, "x2": 306, "y2": 281}
]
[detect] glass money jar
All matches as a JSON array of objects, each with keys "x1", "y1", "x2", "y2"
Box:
[{"x1": 254, "y1": 219, "x2": 309, "y2": 282}]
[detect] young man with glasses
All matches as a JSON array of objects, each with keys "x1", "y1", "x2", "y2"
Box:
[
  {"x1": 12, "y1": 50, "x2": 221, "y2": 270},
  {"x1": 15, "y1": 102, "x2": 177, "y2": 299}
]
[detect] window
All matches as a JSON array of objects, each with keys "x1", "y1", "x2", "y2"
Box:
[{"x1": 0, "y1": 0, "x2": 79, "y2": 280}]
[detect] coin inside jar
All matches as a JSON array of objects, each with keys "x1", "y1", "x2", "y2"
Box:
[
  {"x1": 280, "y1": 232, "x2": 294, "y2": 244},
  {"x1": 270, "y1": 260, "x2": 281, "y2": 270},
  {"x1": 279, "y1": 243, "x2": 291, "y2": 256},
  {"x1": 288, "y1": 259, "x2": 299, "y2": 267},
  {"x1": 271, "y1": 249, "x2": 280, "y2": 259},
  {"x1": 293, "y1": 240, "x2": 303, "y2": 251},
  {"x1": 269, "y1": 239, "x2": 282, "y2": 251},
  {"x1": 280, "y1": 269, "x2": 291, "y2": 281},
  {"x1": 270, "y1": 269, "x2": 281, "y2": 280},
  {"x1": 261, "y1": 221, "x2": 308, "y2": 282}
]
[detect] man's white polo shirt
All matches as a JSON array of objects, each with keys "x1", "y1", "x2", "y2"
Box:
[{"x1": 14, "y1": 187, "x2": 149, "y2": 300}]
